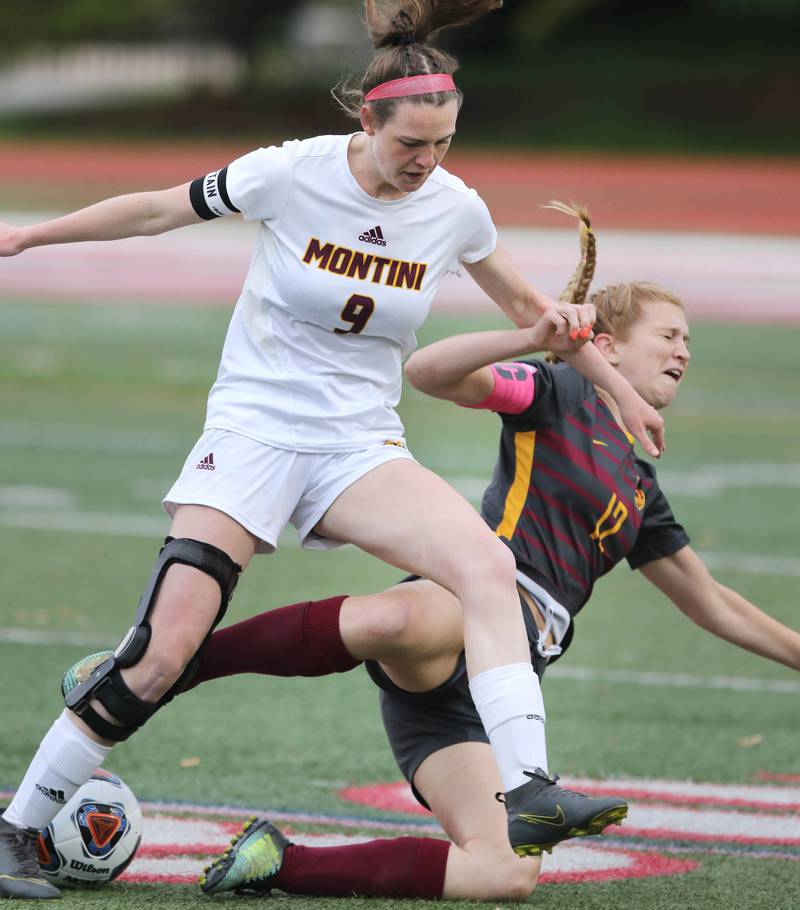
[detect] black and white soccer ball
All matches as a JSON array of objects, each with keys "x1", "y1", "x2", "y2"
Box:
[{"x1": 37, "y1": 769, "x2": 143, "y2": 888}]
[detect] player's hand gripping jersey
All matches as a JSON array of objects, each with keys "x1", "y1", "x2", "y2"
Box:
[
  {"x1": 481, "y1": 359, "x2": 689, "y2": 653},
  {"x1": 190, "y1": 134, "x2": 497, "y2": 452}
]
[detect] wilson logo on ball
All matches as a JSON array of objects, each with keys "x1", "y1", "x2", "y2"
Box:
[{"x1": 37, "y1": 770, "x2": 143, "y2": 889}]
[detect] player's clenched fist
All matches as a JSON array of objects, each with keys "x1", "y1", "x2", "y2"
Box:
[
  {"x1": 0, "y1": 222, "x2": 26, "y2": 256},
  {"x1": 528, "y1": 303, "x2": 595, "y2": 355}
]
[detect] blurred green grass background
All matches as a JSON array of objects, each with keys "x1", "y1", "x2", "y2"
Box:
[{"x1": 1, "y1": 301, "x2": 798, "y2": 908}]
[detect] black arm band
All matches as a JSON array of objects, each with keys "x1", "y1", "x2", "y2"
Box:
[{"x1": 189, "y1": 167, "x2": 241, "y2": 220}]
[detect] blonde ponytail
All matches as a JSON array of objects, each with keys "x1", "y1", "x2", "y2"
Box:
[{"x1": 543, "y1": 200, "x2": 596, "y2": 363}]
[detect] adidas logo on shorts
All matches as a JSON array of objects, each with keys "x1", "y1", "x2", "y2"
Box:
[
  {"x1": 196, "y1": 453, "x2": 216, "y2": 471},
  {"x1": 358, "y1": 225, "x2": 387, "y2": 246}
]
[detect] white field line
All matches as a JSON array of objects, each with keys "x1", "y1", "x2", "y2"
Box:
[
  {"x1": 374, "y1": 783, "x2": 800, "y2": 840},
  {"x1": 0, "y1": 791, "x2": 440, "y2": 834},
  {"x1": 0, "y1": 508, "x2": 169, "y2": 537},
  {"x1": 11, "y1": 784, "x2": 797, "y2": 825},
  {"x1": 562, "y1": 776, "x2": 800, "y2": 809},
  {"x1": 621, "y1": 804, "x2": 800, "y2": 840},
  {"x1": 1, "y1": 222, "x2": 798, "y2": 321},
  {"x1": 3, "y1": 455, "x2": 800, "y2": 495},
  {"x1": 656, "y1": 463, "x2": 800, "y2": 497},
  {"x1": 547, "y1": 665, "x2": 800, "y2": 695},
  {"x1": 4, "y1": 503, "x2": 800, "y2": 580},
  {"x1": 0, "y1": 627, "x2": 114, "y2": 647},
  {"x1": 700, "y1": 551, "x2": 800, "y2": 577},
  {"x1": 1, "y1": 422, "x2": 183, "y2": 455},
  {"x1": 1, "y1": 625, "x2": 797, "y2": 694},
  {"x1": 122, "y1": 836, "x2": 637, "y2": 882}
]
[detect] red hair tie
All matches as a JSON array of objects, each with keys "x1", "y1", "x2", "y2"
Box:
[{"x1": 364, "y1": 74, "x2": 457, "y2": 103}]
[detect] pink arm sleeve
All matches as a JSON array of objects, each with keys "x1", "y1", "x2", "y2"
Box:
[{"x1": 460, "y1": 363, "x2": 537, "y2": 413}]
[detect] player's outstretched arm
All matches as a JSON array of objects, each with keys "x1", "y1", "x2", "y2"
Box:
[
  {"x1": 464, "y1": 243, "x2": 558, "y2": 327},
  {"x1": 405, "y1": 305, "x2": 663, "y2": 456},
  {"x1": 404, "y1": 304, "x2": 595, "y2": 405},
  {"x1": 641, "y1": 546, "x2": 800, "y2": 671},
  {"x1": 462, "y1": 248, "x2": 663, "y2": 456},
  {"x1": 561, "y1": 342, "x2": 665, "y2": 457},
  {"x1": 0, "y1": 183, "x2": 202, "y2": 256}
]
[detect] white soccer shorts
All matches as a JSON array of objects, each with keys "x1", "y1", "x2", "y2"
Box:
[{"x1": 163, "y1": 428, "x2": 414, "y2": 553}]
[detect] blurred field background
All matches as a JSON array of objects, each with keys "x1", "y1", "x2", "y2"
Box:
[
  {"x1": 1, "y1": 1, "x2": 799, "y2": 908},
  {"x1": 1, "y1": 308, "x2": 799, "y2": 910}
]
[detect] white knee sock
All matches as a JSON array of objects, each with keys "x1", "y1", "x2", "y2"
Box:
[
  {"x1": 3, "y1": 711, "x2": 113, "y2": 830},
  {"x1": 469, "y1": 662, "x2": 548, "y2": 793}
]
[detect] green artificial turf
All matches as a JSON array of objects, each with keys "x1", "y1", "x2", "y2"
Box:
[{"x1": 1, "y1": 301, "x2": 797, "y2": 908}]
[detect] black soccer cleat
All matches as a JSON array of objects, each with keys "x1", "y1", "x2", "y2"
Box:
[
  {"x1": 199, "y1": 815, "x2": 291, "y2": 896},
  {"x1": 499, "y1": 768, "x2": 628, "y2": 856},
  {"x1": 0, "y1": 813, "x2": 62, "y2": 900}
]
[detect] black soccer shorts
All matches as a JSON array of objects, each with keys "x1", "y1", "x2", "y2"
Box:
[{"x1": 364, "y1": 594, "x2": 548, "y2": 809}]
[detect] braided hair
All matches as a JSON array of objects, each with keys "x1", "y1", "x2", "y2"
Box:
[
  {"x1": 542, "y1": 201, "x2": 596, "y2": 363},
  {"x1": 543, "y1": 202, "x2": 684, "y2": 359}
]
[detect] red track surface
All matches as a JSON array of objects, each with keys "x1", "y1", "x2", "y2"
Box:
[
  {"x1": 2, "y1": 140, "x2": 798, "y2": 321},
  {"x1": 2, "y1": 140, "x2": 799, "y2": 234}
]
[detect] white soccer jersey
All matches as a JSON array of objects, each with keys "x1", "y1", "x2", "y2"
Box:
[{"x1": 191, "y1": 133, "x2": 497, "y2": 452}]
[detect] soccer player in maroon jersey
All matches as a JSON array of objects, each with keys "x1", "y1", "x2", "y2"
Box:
[
  {"x1": 66, "y1": 212, "x2": 800, "y2": 901},
  {"x1": 189, "y1": 213, "x2": 799, "y2": 901}
]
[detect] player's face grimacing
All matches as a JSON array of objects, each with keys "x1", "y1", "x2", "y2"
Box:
[
  {"x1": 608, "y1": 300, "x2": 691, "y2": 410},
  {"x1": 366, "y1": 98, "x2": 459, "y2": 195}
]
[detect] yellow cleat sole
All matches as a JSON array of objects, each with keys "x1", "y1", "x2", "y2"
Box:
[{"x1": 513, "y1": 803, "x2": 628, "y2": 857}]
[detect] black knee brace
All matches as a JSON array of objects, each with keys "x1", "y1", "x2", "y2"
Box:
[{"x1": 64, "y1": 537, "x2": 241, "y2": 742}]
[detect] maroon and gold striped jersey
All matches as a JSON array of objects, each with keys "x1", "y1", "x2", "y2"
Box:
[{"x1": 480, "y1": 360, "x2": 689, "y2": 624}]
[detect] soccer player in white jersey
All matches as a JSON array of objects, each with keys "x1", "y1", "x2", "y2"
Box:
[{"x1": 0, "y1": 1, "x2": 663, "y2": 898}]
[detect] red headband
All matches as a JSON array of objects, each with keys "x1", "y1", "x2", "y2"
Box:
[{"x1": 364, "y1": 73, "x2": 457, "y2": 103}]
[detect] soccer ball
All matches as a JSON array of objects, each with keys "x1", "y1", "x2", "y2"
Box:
[{"x1": 37, "y1": 769, "x2": 143, "y2": 888}]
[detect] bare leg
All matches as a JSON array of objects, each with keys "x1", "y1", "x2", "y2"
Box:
[
  {"x1": 340, "y1": 579, "x2": 465, "y2": 691},
  {"x1": 415, "y1": 742, "x2": 541, "y2": 901},
  {"x1": 2, "y1": 505, "x2": 259, "y2": 848},
  {"x1": 174, "y1": 579, "x2": 463, "y2": 694},
  {"x1": 316, "y1": 460, "x2": 529, "y2": 675},
  {"x1": 71, "y1": 504, "x2": 259, "y2": 742},
  {"x1": 318, "y1": 460, "x2": 550, "y2": 796}
]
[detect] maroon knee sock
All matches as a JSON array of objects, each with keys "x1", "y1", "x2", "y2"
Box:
[
  {"x1": 274, "y1": 836, "x2": 450, "y2": 899},
  {"x1": 187, "y1": 596, "x2": 359, "y2": 689}
]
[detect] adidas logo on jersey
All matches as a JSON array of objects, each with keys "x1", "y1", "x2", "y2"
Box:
[
  {"x1": 358, "y1": 225, "x2": 387, "y2": 246},
  {"x1": 196, "y1": 453, "x2": 216, "y2": 471}
]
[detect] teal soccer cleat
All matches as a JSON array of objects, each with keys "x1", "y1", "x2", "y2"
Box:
[
  {"x1": 200, "y1": 816, "x2": 291, "y2": 895},
  {"x1": 61, "y1": 651, "x2": 113, "y2": 699}
]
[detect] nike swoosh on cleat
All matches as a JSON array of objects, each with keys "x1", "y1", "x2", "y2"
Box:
[
  {"x1": 517, "y1": 805, "x2": 566, "y2": 826},
  {"x1": 0, "y1": 873, "x2": 53, "y2": 887}
]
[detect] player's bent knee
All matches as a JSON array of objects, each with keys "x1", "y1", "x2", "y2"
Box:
[
  {"x1": 506, "y1": 858, "x2": 540, "y2": 901},
  {"x1": 486, "y1": 856, "x2": 540, "y2": 901},
  {"x1": 364, "y1": 593, "x2": 416, "y2": 644},
  {"x1": 64, "y1": 537, "x2": 241, "y2": 742},
  {"x1": 123, "y1": 644, "x2": 194, "y2": 701},
  {"x1": 456, "y1": 537, "x2": 516, "y2": 595},
  {"x1": 463, "y1": 841, "x2": 540, "y2": 901},
  {"x1": 487, "y1": 539, "x2": 518, "y2": 583}
]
